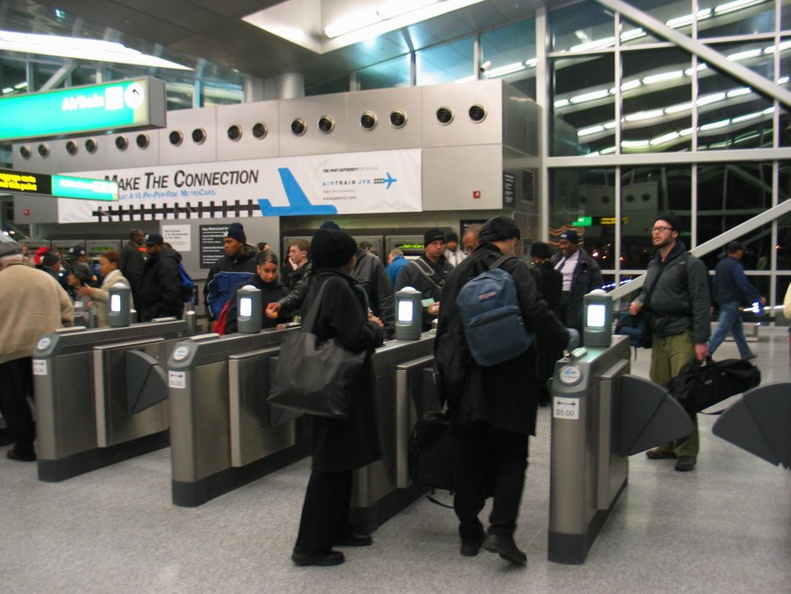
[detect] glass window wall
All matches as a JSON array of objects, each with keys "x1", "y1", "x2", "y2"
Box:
[{"x1": 416, "y1": 37, "x2": 474, "y2": 85}]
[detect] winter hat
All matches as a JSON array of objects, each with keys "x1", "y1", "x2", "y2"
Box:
[
  {"x1": 530, "y1": 241, "x2": 551, "y2": 259},
  {"x1": 310, "y1": 229, "x2": 357, "y2": 269},
  {"x1": 654, "y1": 212, "x2": 681, "y2": 232},
  {"x1": 320, "y1": 220, "x2": 341, "y2": 230},
  {"x1": 145, "y1": 233, "x2": 164, "y2": 246},
  {"x1": 423, "y1": 228, "x2": 446, "y2": 247},
  {"x1": 41, "y1": 252, "x2": 61, "y2": 267},
  {"x1": 226, "y1": 222, "x2": 246, "y2": 244},
  {"x1": 0, "y1": 241, "x2": 22, "y2": 258},
  {"x1": 478, "y1": 216, "x2": 521, "y2": 243},
  {"x1": 69, "y1": 244, "x2": 87, "y2": 259},
  {"x1": 559, "y1": 229, "x2": 579, "y2": 244}
]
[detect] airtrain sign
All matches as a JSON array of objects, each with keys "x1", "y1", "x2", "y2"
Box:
[{"x1": 0, "y1": 77, "x2": 166, "y2": 142}]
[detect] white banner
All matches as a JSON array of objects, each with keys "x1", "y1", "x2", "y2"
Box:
[{"x1": 59, "y1": 149, "x2": 422, "y2": 223}]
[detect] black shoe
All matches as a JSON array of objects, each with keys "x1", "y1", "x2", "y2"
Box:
[
  {"x1": 645, "y1": 448, "x2": 676, "y2": 460},
  {"x1": 334, "y1": 533, "x2": 372, "y2": 547},
  {"x1": 482, "y1": 534, "x2": 527, "y2": 566},
  {"x1": 675, "y1": 456, "x2": 696, "y2": 472},
  {"x1": 291, "y1": 550, "x2": 345, "y2": 567},
  {"x1": 460, "y1": 539, "x2": 483, "y2": 557},
  {"x1": 7, "y1": 449, "x2": 36, "y2": 462}
]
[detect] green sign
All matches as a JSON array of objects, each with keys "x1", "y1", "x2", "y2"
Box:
[
  {"x1": 52, "y1": 175, "x2": 119, "y2": 201},
  {"x1": 0, "y1": 168, "x2": 118, "y2": 201},
  {"x1": 572, "y1": 216, "x2": 593, "y2": 227},
  {"x1": 0, "y1": 77, "x2": 166, "y2": 142}
]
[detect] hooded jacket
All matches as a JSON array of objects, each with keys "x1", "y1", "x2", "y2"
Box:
[{"x1": 204, "y1": 245, "x2": 257, "y2": 319}]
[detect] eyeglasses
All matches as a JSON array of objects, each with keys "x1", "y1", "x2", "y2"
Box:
[{"x1": 651, "y1": 226, "x2": 673, "y2": 233}]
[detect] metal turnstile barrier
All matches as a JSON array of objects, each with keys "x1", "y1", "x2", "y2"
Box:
[
  {"x1": 33, "y1": 318, "x2": 190, "y2": 482},
  {"x1": 548, "y1": 335, "x2": 694, "y2": 564},
  {"x1": 350, "y1": 341, "x2": 436, "y2": 533},
  {"x1": 712, "y1": 382, "x2": 791, "y2": 470},
  {"x1": 168, "y1": 329, "x2": 308, "y2": 507},
  {"x1": 167, "y1": 329, "x2": 437, "y2": 535}
]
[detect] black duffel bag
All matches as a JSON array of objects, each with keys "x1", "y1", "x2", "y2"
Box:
[{"x1": 665, "y1": 356, "x2": 761, "y2": 414}]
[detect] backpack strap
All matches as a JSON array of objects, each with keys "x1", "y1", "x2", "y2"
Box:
[
  {"x1": 413, "y1": 258, "x2": 444, "y2": 290},
  {"x1": 488, "y1": 255, "x2": 516, "y2": 271}
]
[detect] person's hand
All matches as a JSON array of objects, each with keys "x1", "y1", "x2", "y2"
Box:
[
  {"x1": 628, "y1": 301, "x2": 641, "y2": 316},
  {"x1": 427, "y1": 302, "x2": 440, "y2": 316},
  {"x1": 265, "y1": 302, "x2": 281, "y2": 319},
  {"x1": 369, "y1": 314, "x2": 384, "y2": 329},
  {"x1": 566, "y1": 328, "x2": 580, "y2": 351},
  {"x1": 76, "y1": 286, "x2": 93, "y2": 298},
  {"x1": 694, "y1": 342, "x2": 709, "y2": 361}
]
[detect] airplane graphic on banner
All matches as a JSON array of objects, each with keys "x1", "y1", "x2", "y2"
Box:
[{"x1": 257, "y1": 168, "x2": 338, "y2": 216}]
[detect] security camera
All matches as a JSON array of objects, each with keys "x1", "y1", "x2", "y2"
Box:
[
  {"x1": 169, "y1": 130, "x2": 183, "y2": 146},
  {"x1": 360, "y1": 111, "x2": 377, "y2": 130},
  {"x1": 66, "y1": 140, "x2": 78, "y2": 155}
]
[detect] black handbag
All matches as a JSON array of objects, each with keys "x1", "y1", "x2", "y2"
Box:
[
  {"x1": 665, "y1": 356, "x2": 761, "y2": 414},
  {"x1": 267, "y1": 282, "x2": 365, "y2": 420},
  {"x1": 409, "y1": 411, "x2": 461, "y2": 492}
]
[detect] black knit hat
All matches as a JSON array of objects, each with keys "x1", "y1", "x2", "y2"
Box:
[
  {"x1": 226, "y1": 222, "x2": 246, "y2": 244},
  {"x1": 530, "y1": 241, "x2": 551, "y2": 259},
  {"x1": 654, "y1": 212, "x2": 681, "y2": 232},
  {"x1": 479, "y1": 216, "x2": 521, "y2": 243},
  {"x1": 423, "y1": 228, "x2": 446, "y2": 247},
  {"x1": 310, "y1": 229, "x2": 357, "y2": 269},
  {"x1": 41, "y1": 252, "x2": 61, "y2": 267}
]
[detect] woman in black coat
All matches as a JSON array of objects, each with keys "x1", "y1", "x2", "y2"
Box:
[
  {"x1": 291, "y1": 228, "x2": 385, "y2": 568},
  {"x1": 224, "y1": 250, "x2": 291, "y2": 334}
]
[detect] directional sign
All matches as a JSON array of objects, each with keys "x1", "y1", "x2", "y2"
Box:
[
  {"x1": 0, "y1": 77, "x2": 166, "y2": 142},
  {"x1": 0, "y1": 168, "x2": 118, "y2": 201},
  {"x1": 553, "y1": 397, "x2": 580, "y2": 420}
]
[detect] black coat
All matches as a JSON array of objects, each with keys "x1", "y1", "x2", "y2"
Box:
[
  {"x1": 302, "y1": 269, "x2": 384, "y2": 471},
  {"x1": 224, "y1": 275, "x2": 291, "y2": 334},
  {"x1": 138, "y1": 246, "x2": 184, "y2": 322},
  {"x1": 436, "y1": 244, "x2": 568, "y2": 435}
]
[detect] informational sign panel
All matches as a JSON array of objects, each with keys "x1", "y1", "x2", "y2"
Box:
[
  {"x1": 0, "y1": 168, "x2": 118, "y2": 201},
  {"x1": 59, "y1": 149, "x2": 422, "y2": 223},
  {"x1": 199, "y1": 225, "x2": 229, "y2": 269},
  {"x1": 0, "y1": 77, "x2": 166, "y2": 142},
  {"x1": 163, "y1": 225, "x2": 191, "y2": 253}
]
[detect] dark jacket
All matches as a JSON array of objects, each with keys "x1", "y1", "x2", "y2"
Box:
[
  {"x1": 551, "y1": 248, "x2": 603, "y2": 330},
  {"x1": 276, "y1": 262, "x2": 313, "y2": 316},
  {"x1": 435, "y1": 243, "x2": 569, "y2": 435},
  {"x1": 204, "y1": 245, "x2": 257, "y2": 319},
  {"x1": 224, "y1": 275, "x2": 292, "y2": 334},
  {"x1": 120, "y1": 241, "x2": 145, "y2": 296},
  {"x1": 531, "y1": 260, "x2": 563, "y2": 317},
  {"x1": 639, "y1": 241, "x2": 711, "y2": 343},
  {"x1": 282, "y1": 261, "x2": 311, "y2": 291},
  {"x1": 138, "y1": 246, "x2": 184, "y2": 322},
  {"x1": 302, "y1": 270, "x2": 384, "y2": 472},
  {"x1": 713, "y1": 255, "x2": 760, "y2": 306},
  {"x1": 352, "y1": 249, "x2": 395, "y2": 338},
  {"x1": 394, "y1": 254, "x2": 453, "y2": 330}
]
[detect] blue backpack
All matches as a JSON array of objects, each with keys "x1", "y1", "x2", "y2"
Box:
[
  {"x1": 455, "y1": 256, "x2": 534, "y2": 366},
  {"x1": 177, "y1": 262, "x2": 196, "y2": 304}
]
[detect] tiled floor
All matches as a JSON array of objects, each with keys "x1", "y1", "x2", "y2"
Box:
[{"x1": 1, "y1": 329, "x2": 789, "y2": 593}]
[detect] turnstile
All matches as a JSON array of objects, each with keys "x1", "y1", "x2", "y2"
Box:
[
  {"x1": 548, "y1": 335, "x2": 694, "y2": 564},
  {"x1": 167, "y1": 329, "x2": 436, "y2": 536},
  {"x1": 168, "y1": 329, "x2": 308, "y2": 507},
  {"x1": 713, "y1": 382, "x2": 791, "y2": 470},
  {"x1": 33, "y1": 318, "x2": 190, "y2": 481}
]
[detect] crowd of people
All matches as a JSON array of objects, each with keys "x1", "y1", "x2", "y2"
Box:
[{"x1": 1, "y1": 212, "x2": 766, "y2": 571}]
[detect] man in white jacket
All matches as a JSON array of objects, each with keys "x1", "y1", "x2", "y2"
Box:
[{"x1": 0, "y1": 241, "x2": 73, "y2": 462}]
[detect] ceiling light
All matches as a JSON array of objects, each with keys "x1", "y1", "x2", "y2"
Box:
[
  {"x1": 642, "y1": 70, "x2": 683, "y2": 85},
  {"x1": 569, "y1": 89, "x2": 610, "y2": 104},
  {"x1": 487, "y1": 62, "x2": 526, "y2": 78},
  {"x1": 727, "y1": 49, "x2": 762, "y2": 62},
  {"x1": 650, "y1": 132, "x2": 680, "y2": 146},
  {"x1": 697, "y1": 92, "x2": 726, "y2": 106},
  {"x1": 624, "y1": 109, "x2": 664, "y2": 122},
  {"x1": 665, "y1": 102, "x2": 693, "y2": 114},
  {"x1": 700, "y1": 119, "x2": 730, "y2": 131},
  {"x1": 0, "y1": 30, "x2": 191, "y2": 70},
  {"x1": 714, "y1": 0, "x2": 764, "y2": 16},
  {"x1": 570, "y1": 37, "x2": 615, "y2": 52},
  {"x1": 621, "y1": 79, "x2": 642, "y2": 92},
  {"x1": 727, "y1": 87, "x2": 752, "y2": 98},
  {"x1": 621, "y1": 140, "x2": 650, "y2": 148}
]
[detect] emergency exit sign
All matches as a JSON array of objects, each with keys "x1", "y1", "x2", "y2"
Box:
[{"x1": 0, "y1": 77, "x2": 166, "y2": 142}]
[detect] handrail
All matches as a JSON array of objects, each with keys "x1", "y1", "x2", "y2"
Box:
[{"x1": 607, "y1": 199, "x2": 791, "y2": 302}]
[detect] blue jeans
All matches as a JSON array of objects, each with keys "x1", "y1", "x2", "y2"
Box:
[{"x1": 708, "y1": 301, "x2": 753, "y2": 359}]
